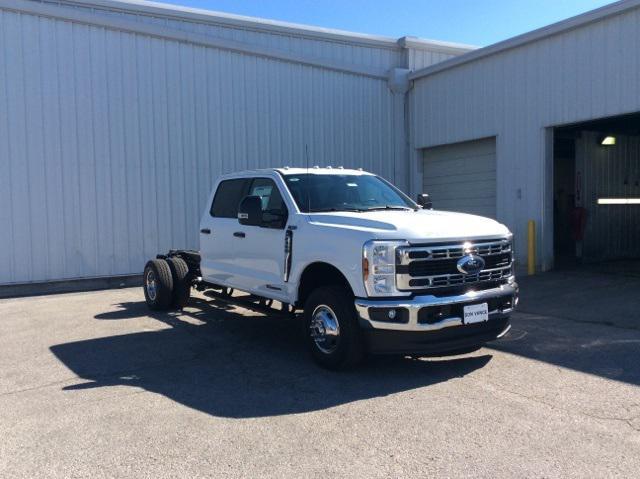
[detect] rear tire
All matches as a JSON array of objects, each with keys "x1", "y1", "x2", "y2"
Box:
[
  {"x1": 303, "y1": 286, "x2": 365, "y2": 370},
  {"x1": 166, "y1": 257, "x2": 191, "y2": 309},
  {"x1": 143, "y1": 259, "x2": 173, "y2": 310}
]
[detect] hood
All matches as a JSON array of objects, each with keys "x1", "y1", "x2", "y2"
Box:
[{"x1": 306, "y1": 209, "x2": 510, "y2": 242}]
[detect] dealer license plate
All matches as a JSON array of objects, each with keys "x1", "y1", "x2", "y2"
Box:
[{"x1": 463, "y1": 303, "x2": 489, "y2": 324}]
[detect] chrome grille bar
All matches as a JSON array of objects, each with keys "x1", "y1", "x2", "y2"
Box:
[
  {"x1": 397, "y1": 238, "x2": 511, "y2": 265},
  {"x1": 396, "y1": 238, "x2": 513, "y2": 291}
]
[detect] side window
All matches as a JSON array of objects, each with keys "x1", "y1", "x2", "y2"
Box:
[
  {"x1": 210, "y1": 179, "x2": 248, "y2": 218},
  {"x1": 248, "y1": 178, "x2": 288, "y2": 228}
]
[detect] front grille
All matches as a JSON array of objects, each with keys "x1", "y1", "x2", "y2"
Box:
[
  {"x1": 406, "y1": 252, "x2": 511, "y2": 277},
  {"x1": 396, "y1": 238, "x2": 513, "y2": 291}
]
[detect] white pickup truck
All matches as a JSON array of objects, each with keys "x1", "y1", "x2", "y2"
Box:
[{"x1": 143, "y1": 167, "x2": 518, "y2": 369}]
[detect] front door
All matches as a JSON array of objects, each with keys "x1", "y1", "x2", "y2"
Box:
[{"x1": 232, "y1": 177, "x2": 289, "y2": 300}]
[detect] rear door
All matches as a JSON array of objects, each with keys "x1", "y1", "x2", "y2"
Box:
[
  {"x1": 232, "y1": 177, "x2": 289, "y2": 300},
  {"x1": 199, "y1": 177, "x2": 249, "y2": 287}
]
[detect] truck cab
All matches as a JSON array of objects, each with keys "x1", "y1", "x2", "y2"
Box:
[{"x1": 143, "y1": 167, "x2": 518, "y2": 369}]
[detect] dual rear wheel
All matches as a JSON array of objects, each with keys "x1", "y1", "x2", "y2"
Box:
[{"x1": 143, "y1": 258, "x2": 191, "y2": 310}]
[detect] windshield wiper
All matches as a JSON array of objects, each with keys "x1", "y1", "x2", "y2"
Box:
[
  {"x1": 308, "y1": 207, "x2": 367, "y2": 213},
  {"x1": 364, "y1": 205, "x2": 414, "y2": 211}
]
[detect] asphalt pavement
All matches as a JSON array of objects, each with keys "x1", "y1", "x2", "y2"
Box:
[{"x1": 1, "y1": 271, "x2": 639, "y2": 478}]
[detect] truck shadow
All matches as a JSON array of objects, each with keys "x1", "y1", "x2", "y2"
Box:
[{"x1": 50, "y1": 298, "x2": 492, "y2": 418}]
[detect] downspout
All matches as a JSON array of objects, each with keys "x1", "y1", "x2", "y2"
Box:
[{"x1": 386, "y1": 67, "x2": 413, "y2": 195}]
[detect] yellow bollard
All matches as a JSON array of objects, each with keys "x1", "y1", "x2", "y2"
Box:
[{"x1": 527, "y1": 220, "x2": 536, "y2": 275}]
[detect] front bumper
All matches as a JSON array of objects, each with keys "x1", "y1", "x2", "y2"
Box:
[{"x1": 354, "y1": 280, "x2": 517, "y2": 355}]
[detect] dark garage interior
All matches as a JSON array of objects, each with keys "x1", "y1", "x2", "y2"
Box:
[{"x1": 553, "y1": 112, "x2": 640, "y2": 275}]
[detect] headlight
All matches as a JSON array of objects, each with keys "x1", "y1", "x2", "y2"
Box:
[{"x1": 362, "y1": 240, "x2": 408, "y2": 297}]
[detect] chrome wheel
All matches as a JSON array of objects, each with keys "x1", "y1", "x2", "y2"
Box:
[
  {"x1": 309, "y1": 305, "x2": 341, "y2": 354},
  {"x1": 145, "y1": 269, "x2": 157, "y2": 301}
]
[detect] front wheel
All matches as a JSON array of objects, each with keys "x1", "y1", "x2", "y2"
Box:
[{"x1": 303, "y1": 286, "x2": 365, "y2": 370}]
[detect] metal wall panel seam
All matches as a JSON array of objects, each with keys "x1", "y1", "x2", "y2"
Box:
[
  {"x1": 32, "y1": 15, "x2": 55, "y2": 277},
  {"x1": 18, "y1": 12, "x2": 35, "y2": 281},
  {"x1": 55, "y1": 17, "x2": 69, "y2": 277}
]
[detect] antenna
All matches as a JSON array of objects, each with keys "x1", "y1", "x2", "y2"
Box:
[{"x1": 304, "y1": 144, "x2": 311, "y2": 213}]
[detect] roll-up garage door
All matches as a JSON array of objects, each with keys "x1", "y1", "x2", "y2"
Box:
[{"x1": 422, "y1": 137, "x2": 497, "y2": 218}]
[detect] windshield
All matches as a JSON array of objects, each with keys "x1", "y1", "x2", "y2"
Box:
[{"x1": 282, "y1": 174, "x2": 416, "y2": 213}]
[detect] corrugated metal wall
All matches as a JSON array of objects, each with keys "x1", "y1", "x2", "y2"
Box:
[
  {"x1": 43, "y1": 0, "x2": 404, "y2": 71},
  {"x1": 407, "y1": 48, "x2": 457, "y2": 70},
  {"x1": 577, "y1": 132, "x2": 640, "y2": 260},
  {"x1": 0, "y1": 1, "x2": 461, "y2": 285},
  {"x1": 410, "y1": 5, "x2": 640, "y2": 268}
]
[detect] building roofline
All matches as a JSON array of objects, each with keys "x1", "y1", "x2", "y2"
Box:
[
  {"x1": 397, "y1": 36, "x2": 476, "y2": 55},
  {"x1": 409, "y1": 0, "x2": 640, "y2": 81},
  {"x1": 2, "y1": 0, "x2": 389, "y2": 79},
  {"x1": 54, "y1": 0, "x2": 472, "y2": 54}
]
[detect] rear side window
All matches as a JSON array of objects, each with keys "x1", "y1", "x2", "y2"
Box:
[{"x1": 210, "y1": 179, "x2": 248, "y2": 218}]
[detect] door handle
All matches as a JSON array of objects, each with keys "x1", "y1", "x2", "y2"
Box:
[
  {"x1": 200, "y1": 228, "x2": 211, "y2": 235},
  {"x1": 233, "y1": 231, "x2": 246, "y2": 238}
]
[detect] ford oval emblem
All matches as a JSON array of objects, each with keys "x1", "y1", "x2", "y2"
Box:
[{"x1": 456, "y1": 254, "x2": 485, "y2": 275}]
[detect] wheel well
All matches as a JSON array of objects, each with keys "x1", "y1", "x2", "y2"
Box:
[{"x1": 296, "y1": 262, "x2": 353, "y2": 307}]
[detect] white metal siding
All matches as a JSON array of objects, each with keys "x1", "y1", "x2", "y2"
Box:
[
  {"x1": 0, "y1": 1, "x2": 488, "y2": 286},
  {"x1": 407, "y1": 48, "x2": 458, "y2": 71},
  {"x1": 410, "y1": 5, "x2": 640, "y2": 268},
  {"x1": 40, "y1": 1, "x2": 467, "y2": 73},
  {"x1": 422, "y1": 138, "x2": 496, "y2": 218},
  {"x1": 0, "y1": 7, "x2": 402, "y2": 285},
  {"x1": 42, "y1": 0, "x2": 457, "y2": 73}
]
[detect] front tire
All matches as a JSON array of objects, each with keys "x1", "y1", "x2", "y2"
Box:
[
  {"x1": 143, "y1": 259, "x2": 173, "y2": 310},
  {"x1": 303, "y1": 286, "x2": 365, "y2": 370}
]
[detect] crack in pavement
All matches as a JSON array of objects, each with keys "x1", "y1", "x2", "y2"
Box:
[
  {"x1": 473, "y1": 375, "x2": 640, "y2": 432},
  {"x1": 515, "y1": 309, "x2": 640, "y2": 332}
]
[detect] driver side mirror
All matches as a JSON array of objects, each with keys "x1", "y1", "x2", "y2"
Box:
[
  {"x1": 417, "y1": 193, "x2": 432, "y2": 209},
  {"x1": 238, "y1": 195, "x2": 263, "y2": 226}
]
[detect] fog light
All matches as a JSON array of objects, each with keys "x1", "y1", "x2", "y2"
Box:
[{"x1": 369, "y1": 307, "x2": 408, "y2": 323}]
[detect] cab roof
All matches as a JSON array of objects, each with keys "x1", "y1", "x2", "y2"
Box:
[
  {"x1": 275, "y1": 167, "x2": 374, "y2": 176},
  {"x1": 217, "y1": 166, "x2": 374, "y2": 180}
]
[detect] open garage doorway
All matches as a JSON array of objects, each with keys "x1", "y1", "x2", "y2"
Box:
[{"x1": 553, "y1": 113, "x2": 640, "y2": 275}]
